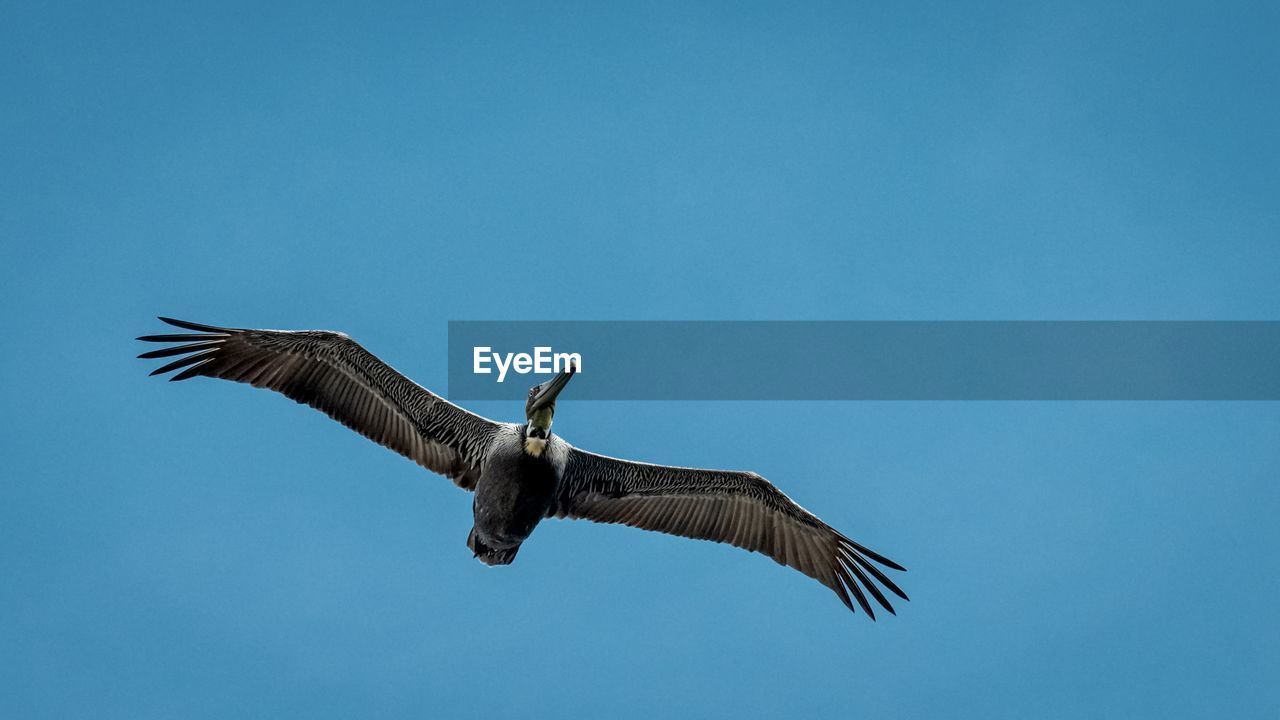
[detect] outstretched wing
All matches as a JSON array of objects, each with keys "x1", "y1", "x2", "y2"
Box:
[
  {"x1": 138, "y1": 317, "x2": 501, "y2": 489},
  {"x1": 551, "y1": 447, "x2": 907, "y2": 618}
]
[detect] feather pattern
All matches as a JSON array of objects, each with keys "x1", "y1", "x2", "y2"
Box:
[
  {"x1": 551, "y1": 448, "x2": 908, "y2": 617},
  {"x1": 138, "y1": 317, "x2": 500, "y2": 489}
]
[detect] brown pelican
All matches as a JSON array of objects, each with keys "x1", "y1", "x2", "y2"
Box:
[{"x1": 137, "y1": 317, "x2": 908, "y2": 618}]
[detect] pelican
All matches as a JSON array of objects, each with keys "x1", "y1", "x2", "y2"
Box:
[{"x1": 137, "y1": 317, "x2": 908, "y2": 618}]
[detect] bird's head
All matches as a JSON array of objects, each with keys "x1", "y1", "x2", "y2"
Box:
[{"x1": 523, "y1": 362, "x2": 576, "y2": 456}]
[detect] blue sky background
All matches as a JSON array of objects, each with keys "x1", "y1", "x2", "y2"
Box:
[{"x1": 3, "y1": 2, "x2": 1278, "y2": 718}]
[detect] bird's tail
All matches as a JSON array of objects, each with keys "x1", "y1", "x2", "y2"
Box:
[{"x1": 466, "y1": 528, "x2": 520, "y2": 566}]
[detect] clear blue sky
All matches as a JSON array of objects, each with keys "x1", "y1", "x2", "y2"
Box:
[{"x1": 3, "y1": 2, "x2": 1278, "y2": 718}]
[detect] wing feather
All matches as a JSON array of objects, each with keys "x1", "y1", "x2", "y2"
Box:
[
  {"x1": 138, "y1": 317, "x2": 500, "y2": 489},
  {"x1": 551, "y1": 447, "x2": 907, "y2": 617}
]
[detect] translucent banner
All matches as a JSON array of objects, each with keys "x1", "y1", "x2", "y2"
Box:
[{"x1": 446, "y1": 321, "x2": 1280, "y2": 400}]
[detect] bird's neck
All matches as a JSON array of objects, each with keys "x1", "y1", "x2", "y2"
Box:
[{"x1": 523, "y1": 424, "x2": 549, "y2": 457}]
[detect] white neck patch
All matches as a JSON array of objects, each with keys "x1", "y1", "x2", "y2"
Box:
[{"x1": 524, "y1": 436, "x2": 548, "y2": 457}]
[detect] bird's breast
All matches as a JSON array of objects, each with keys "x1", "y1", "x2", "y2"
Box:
[{"x1": 472, "y1": 442, "x2": 561, "y2": 545}]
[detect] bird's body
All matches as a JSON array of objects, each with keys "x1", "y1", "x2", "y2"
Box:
[
  {"x1": 138, "y1": 317, "x2": 908, "y2": 619},
  {"x1": 468, "y1": 426, "x2": 564, "y2": 565}
]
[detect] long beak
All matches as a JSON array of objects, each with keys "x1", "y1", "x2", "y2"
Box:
[{"x1": 529, "y1": 363, "x2": 576, "y2": 411}]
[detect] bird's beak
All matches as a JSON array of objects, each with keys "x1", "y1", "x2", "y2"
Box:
[{"x1": 529, "y1": 362, "x2": 576, "y2": 411}]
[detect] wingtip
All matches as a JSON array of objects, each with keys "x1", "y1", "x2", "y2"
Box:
[
  {"x1": 835, "y1": 533, "x2": 908, "y2": 573},
  {"x1": 865, "y1": 549, "x2": 907, "y2": 573},
  {"x1": 157, "y1": 316, "x2": 230, "y2": 333}
]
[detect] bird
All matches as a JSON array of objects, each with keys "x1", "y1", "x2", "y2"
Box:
[{"x1": 137, "y1": 316, "x2": 908, "y2": 619}]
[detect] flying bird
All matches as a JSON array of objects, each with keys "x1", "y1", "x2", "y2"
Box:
[{"x1": 137, "y1": 317, "x2": 908, "y2": 618}]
